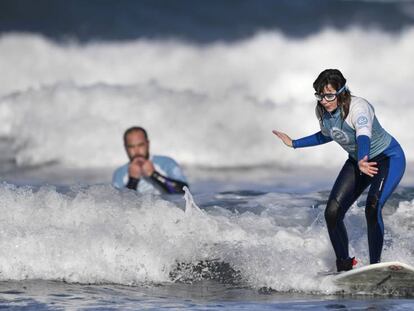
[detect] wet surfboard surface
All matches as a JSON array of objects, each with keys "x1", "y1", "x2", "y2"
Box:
[{"x1": 333, "y1": 261, "x2": 414, "y2": 293}]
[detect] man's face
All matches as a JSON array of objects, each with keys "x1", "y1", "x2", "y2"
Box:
[{"x1": 125, "y1": 130, "x2": 150, "y2": 161}]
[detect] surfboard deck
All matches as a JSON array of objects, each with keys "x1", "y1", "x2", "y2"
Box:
[{"x1": 333, "y1": 261, "x2": 414, "y2": 291}]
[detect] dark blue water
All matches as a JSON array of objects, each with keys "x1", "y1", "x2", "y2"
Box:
[
  {"x1": 1, "y1": 0, "x2": 414, "y2": 42},
  {"x1": 1, "y1": 280, "x2": 414, "y2": 310}
]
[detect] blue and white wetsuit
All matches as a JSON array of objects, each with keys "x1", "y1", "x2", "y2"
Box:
[
  {"x1": 112, "y1": 155, "x2": 189, "y2": 194},
  {"x1": 292, "y1": 96, "x2": 405, "y2": 264}
]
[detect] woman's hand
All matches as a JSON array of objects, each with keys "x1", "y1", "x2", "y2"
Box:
[
  {"x1": 272, "y1": 130, "x2": 293, "y2": 148},
  {"x1": 358, "y1": 155, "x2": 378, "y2": 177}
]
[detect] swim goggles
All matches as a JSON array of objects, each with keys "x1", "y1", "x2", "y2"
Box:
[{"x1": 314, "y1": 84, "x2": 347, "y2": 102}]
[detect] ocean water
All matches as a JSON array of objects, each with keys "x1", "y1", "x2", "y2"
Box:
[{"x1": 1, "y1": 0, "x2": 414, "y2": 309}]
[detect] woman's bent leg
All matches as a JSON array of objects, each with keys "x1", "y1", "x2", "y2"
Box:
[{"x1": 325, "y1": 159, "x2": 370, "y2": 266}]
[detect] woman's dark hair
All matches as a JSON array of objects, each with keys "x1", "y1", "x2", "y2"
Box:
[{"x1": 313, "y1": 69, "x2": 351, "y2": 120}]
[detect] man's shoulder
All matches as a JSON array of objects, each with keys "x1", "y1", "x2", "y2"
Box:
[
  {"x1": 113, "y1": 163, "x2": 129, "y2": 175},
  {"x1": 152, "y1": 155, "x2": 179, "y2": 165}
]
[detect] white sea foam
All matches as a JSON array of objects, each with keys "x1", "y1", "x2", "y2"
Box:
[
  {"x1": 0, "y1": 27, "x2": 413, "y2": 168},
  {"x1": 0, "y1": 183, "x2": 412, "y2": 293}
]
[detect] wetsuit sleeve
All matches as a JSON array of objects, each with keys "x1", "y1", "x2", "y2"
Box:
[
  {"x1": 357, "y1": 135, "x2": 371, "y2": 161},
  {"x1": 150, "y1": 170, "x2": 189, "y2": 194},
  {"x1": 350, "y1": 99, "x2": 374, "y2": 138},
  {"x1": 349, "y1": 99, "x2": 374, "y2": 161},
  {"x1": 292, "y1": 131, "x2": 333, "y2": 149}
]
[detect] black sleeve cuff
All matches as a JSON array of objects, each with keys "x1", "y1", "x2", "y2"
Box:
[{"x1": 126, "y1": 177, "x2": 140, "y2": 190}]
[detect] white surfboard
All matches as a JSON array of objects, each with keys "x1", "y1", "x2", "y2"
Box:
[{"x1": 333, "y1": 261, "x2": 414, "y2": 291}]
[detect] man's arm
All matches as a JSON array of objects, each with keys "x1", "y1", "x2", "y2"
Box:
[{"x1": 150, "y1": 171, "x2": 188, "y2": 194}]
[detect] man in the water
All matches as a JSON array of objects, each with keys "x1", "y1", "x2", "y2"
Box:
[{"x1": 112, "y1": 126, "x2": 189, "y2": 194}]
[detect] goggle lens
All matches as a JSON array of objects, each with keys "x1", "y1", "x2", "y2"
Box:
[
  {"x1": 325, "y1": 94, "x2": 337, "y2": 101},
  {"x1": 314, "y1": 85, "x2": 346, "y2": 102},
  {"x1": 314, "y1": 93, "x2": 336, "y2": 101}
]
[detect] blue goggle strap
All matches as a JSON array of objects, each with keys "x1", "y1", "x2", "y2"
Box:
[{"x1": 336, "y1": 84, "x2": 347, "y2": 95}]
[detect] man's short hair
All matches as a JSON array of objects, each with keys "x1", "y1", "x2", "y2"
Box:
[{"x1": 123, "y1": 126, "x2": 148, "y2": 145}]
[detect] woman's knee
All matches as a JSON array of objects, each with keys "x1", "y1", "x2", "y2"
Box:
[{"x1": 365, "y1": 194, "x2": 380, "y2": 225}]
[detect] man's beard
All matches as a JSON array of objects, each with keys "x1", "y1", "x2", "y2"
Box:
[{"x1": 130, "y1": 153, "x2": 149, "y2": 162}]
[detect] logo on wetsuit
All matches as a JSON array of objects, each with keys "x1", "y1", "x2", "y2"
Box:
[
  {"x1": 330, "y1": 127, "x2": 350, "y2": 144},
  {"x1": 356, "y1": 116, "x2": 369, "y2": 128}
]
